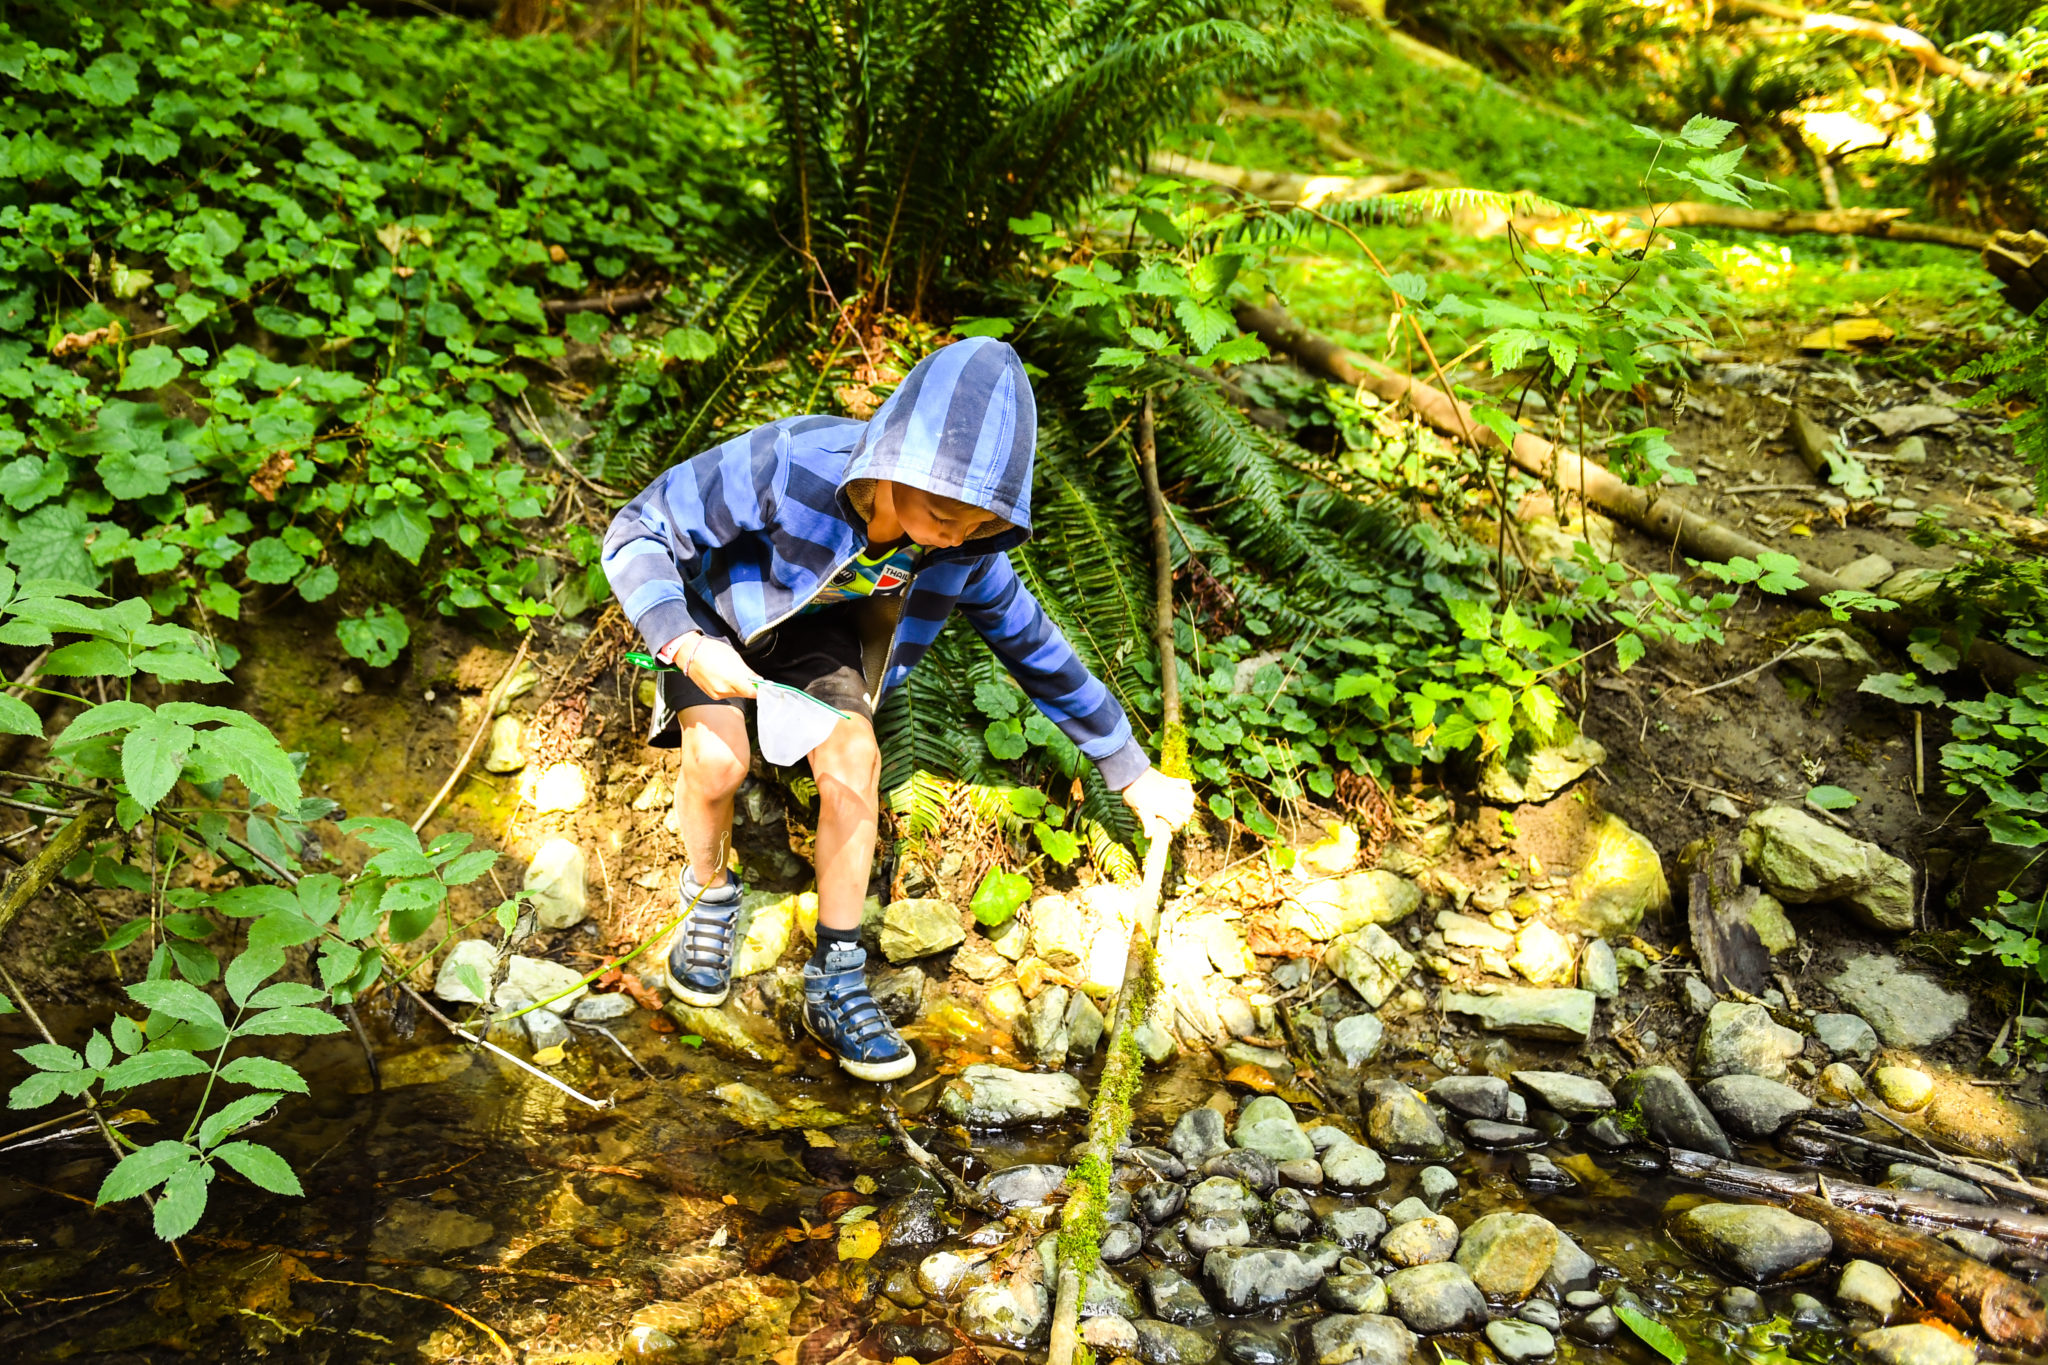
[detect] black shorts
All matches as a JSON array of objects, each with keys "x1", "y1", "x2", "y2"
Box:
[{"x1": 644, "y1": 605, "x2": 871, "y2": 748}]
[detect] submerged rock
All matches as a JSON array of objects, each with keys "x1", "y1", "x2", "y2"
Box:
[
  {"x1": 1332, "y1": 1013, "x2": 1385, "y2": 1066},
  {"x1": 1740, "y1": 805, "x2": 1914, "y2": 932},
  {"x1": 1830, "y1": 955, "x2": 1971, "y2": 1049},
  {"x1": 1204, "y1": 1246, "x2": 1329, "y2": 1312},
  {"x1": 959, "y1": 1277, "x2": 1050, "y2": 1347},
  {"x1": 1616, "y1": 1066, "x2": 1734, "y2": 1158},
  {"x1": 1382, "y1": 1262, "x2": 1486, "y2": 1333},
  {"x1": 1670, "y1": 1203, "x2": 1831, "y2": 1283},
  {"x1": 1133, "y1": 1318, "x2": 1220, "y2": 1365},
  {"x1": 1485, "y1": 1319, "x2": 1556, "y2": 1363},
  {"x1": 1302, "y1": 1313, "x2": 1414, "y2": 1365},
  {"x1": 626, "y1": 1275, "x2": 801, "y2": 1365},
  {"x1": 1144, "y1": 1267, "x2": 1214, "y2": 1326},
  {"x1": 939, "y1": 1065, "x2": 1088, "y2": 1127},
  {"x1": 1440, "y1": 987, "x2": 1595, "y2": 1041},
  {"x1": 1379, "y1": 1215, "x2": 1457, "y2": 1267},
  {"x1": 1884, "y1": 1163, "x2": 1989, "y2": 1205},
  {"x1": 978, "y1": 1164, "x2": 1068, "y2": 1208},
  {"x1": 1170, "y1": 1108, "x2": 1232, "y2": 1166},
  {"x1": 1235, "y1": 1095, "x2": 1315, "y2": 1163},
  {"x1": 1855, "y1": 1324, "x2": 1977, "y2": 1365},
  {"x1": 1695, "y1": 1001, "x2": 1805, "y2": 1081}
]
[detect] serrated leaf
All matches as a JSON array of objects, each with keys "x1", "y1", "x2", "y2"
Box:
[
  {"x1": 235, "y1": 1005, "x2": 346, "y2": 1037},
  {"x1": 1858, "y1": 672, "x2": 1945, "y2": 707},
  {"x1": 247, "y1": 981, "x2": 326, "y2": 1008},
  {"x1": 153, "y1": 1158, "x2": 210, "y2": 1239},
  {"x1": 1614, "y1": 633, "x2": 1646, "y2": 671},
  {"x1": 122, "y1": 714, "x2": 197, "y2": 811},
  {"x1": 0, "y1": 693, "x2": 42, "y2": 737},
  {"x1": 98, "y1": 1139, "x2": 197, "y2": 1204},
  {"x1": 17, "y1": 1042, "x2": 82, "y2": 1072},
  {"x1": 126, "y1": 978, "x2": 224, "y2": 1032},
  {"x1": 197, "y1": 1091, "x2": 282, "y2": 1149},
  {"x1": 8, "y1": 1071, "x2": 68, "y2": 1109},
  {"x1": 218, "y1": 1055, "x2": 310, "y2": 1095},
  {"x1": 190, "y1": 726, "x2": 300, "y2": 812},
  {"x1": 212, "y1": 1140, "x2": 303, "y2": 1196},
  {"x1": 100, "y1": 1048, "x2": 212, "y2": 1089}
]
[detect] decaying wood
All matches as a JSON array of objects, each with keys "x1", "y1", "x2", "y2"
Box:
[
  {"x1": 1326, "y1": 0, "x2": 1597, "y2": 127},
  {"x1": 878, "y1": 1104, "x2": 1002, "y2": 1216},
  {"x1": 1144, "y1": 153, "x2": 1426, "y2": 208},
  {"x1": 1685, "y1": 838, "x2": 1770, "y2": 996},
  {"x1": 0, "y1": 799, "x2": 114, "y2": 950},
  {"x1": 1720, "y1": 0, "x2": 2000, "y2": 90},
  {"x1": 1787, "y1": 1190, "x2": 2048, "y2": 1349},
  {"x1": 1986, "y1": 229, "x2": 2048, "y2": 316},
  {"x1": 542, "y1": 282, "x2": 670, "y2": 316},
  {"x1": 1666, "y1": 1147, "x2": 2048, "y2": 1250},
  {"x1": 1235, "y1": 302, "x2": 2039, "y2": 689},
  {"x1": 1789, "y1": 409, "x2": 1845, "y2": 483}
]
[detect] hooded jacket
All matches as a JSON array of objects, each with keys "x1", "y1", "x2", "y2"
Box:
[{"x1": 602, "y1": 337, "x2": 1148, "y2": 788}]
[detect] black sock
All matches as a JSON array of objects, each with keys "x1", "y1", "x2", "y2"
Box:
[{"x1": 811, "y1": 924, "x2": 861, "y2": 970}]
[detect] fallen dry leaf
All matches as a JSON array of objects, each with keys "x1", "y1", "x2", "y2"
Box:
[{"x1": 1799, "y1": 317, "x2": 1893, "y2": 350}]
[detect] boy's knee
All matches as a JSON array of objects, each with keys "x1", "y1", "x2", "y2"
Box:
[
  {"x1": 680, "y1": 725, "x2": 749, "y2": 798},
  {"x1": 813, "y1": 729, "x2": 880, "y2": 805}
]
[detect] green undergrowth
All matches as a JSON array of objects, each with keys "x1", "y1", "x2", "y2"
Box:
[{"x1": 0, "y1": 0, "x2": 751, "y2": 663}]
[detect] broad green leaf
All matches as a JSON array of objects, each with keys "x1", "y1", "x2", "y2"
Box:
[
  {"x1": 294, "y1": 564, "x2": 338, "y2": 602},
  {"x1": 119, "y1": 345, "x2": 183, "y2": 392},
  {"x1": 1859, "y1": 672, "x2": 1944, "y2": 707},
  {"x1": 1614, "y1": 1302, "x2": 1686, "y2": 1364},
  {"x1": 127, "y1": 977, "x2": 225, "y2": 1032},
  {"x1": 153, "y1": 1159, "x2": 211, "y2": 1240},
  {"x1": 56, "y1": 699, "x2": 153, "y2": 743},
  {"x1": 219, "y1": 1056, "x2": 311, "y2": 1096},
  {"x1": 212, "y1": 1140, "x2": 303, "y2": 1196},
  {"x1": 190, "y1": 726, "x2": 301, "y2": 812},
  {"x1": 224, "y1": 946, "x2": 284, "y2": 1006},
  {"x1": 659, "y1": 326, "x2": 717, "y2": 361},
  {"x1": 0, "y1": 693, "x2": 42, "y2": 737},
  {"x1": 129, "y1": 648, "x2": 228, "y2": 684},
  {"x1": 247, "y1": 981, "x2": 326, "y2": 1008},
  {"x1": 44, "y1": 639, "x2": 131, "y2": 677},
  {"x1": 197, "y1": 1091, "x2": 282, "y2": 1149},
  {"x1": 439, "y1": 849, "x2": 497, "y2": 885},
  {"x1": 1806, "y1": 784, "x2": 1858, "y2": 810},
  {"x1": 8, "y1": 1071, "x2": 69, "y2": 1109},
  {"x1": 969, "y1": 866, "x2": 1031, "y2": 927},
  {"x1": 100, "y1": 1049, "x2": 212, "y2": 1089},
  {"x1": 211, "y1": 886, "x2": 297, "y2": 918},
  {"x1": 98, "y1": 918, "x2": 152, "y2": 953},
  {"x1": 84, "y1": 1030, "x2": 112, "y2": 1069},
  {"x1": 111, "y1": 1014, "x2": 145, "y2": 1054},
  {"x1": 235, "y1": 1005, "x2": 346, "y2": 1037},
  {"x1": 122, "y1": 714, "x2": 197, "y2": 811},
  {"x1": 243, "y1": 537, "x2": 305, "y2": 585},
  {"x1": 17, "y1": 1042, "x2": 82, "y2": 1072},
  {"x1": 98, "y1": 1139, "x2": 198, "y2": 1204}
]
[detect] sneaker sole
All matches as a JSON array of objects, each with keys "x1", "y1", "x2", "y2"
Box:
[
  {"x1": 666, "y1": 973, "x2": 731, "y2": 1009},
  {"x1": 835, "y1": 1049, "x2": 916, "y2": 1083}
]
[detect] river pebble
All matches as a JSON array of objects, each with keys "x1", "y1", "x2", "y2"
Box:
[
  {"x1": 1189, "y1": 1176, "x2": 1262, "y2": 1221},
  {"x1": 1509, "y1": 1070, "x2": 1615, "y2": 1117},
  {"x1": 1135, "y1": 1318, "x2": 1219, "y2": 1365},
  {"x1": 1170, "y1": 1108, "x2": 1231, "y2": 1165},
  {"x1": 1485, "y1": 1319, "x2": 1555, "y2": 1362},
  {"x1": 1235, "y1": 1096, "x2": 1315, "y2": 1162},
  {"x1": 1185, "y1": 1214, "x2": 1252, "y2": 1253},
  {"x1": 1455, "y1": 1211, "x2": 1558, "y2": 1299},
  {"x1": 1382, "y1": 1262, "x2": 1486, "y2": 1332},
  {"x1": 1567, "y1": 1307, "x2": 1618, "y2": 1343},
  {"x1": 1698, "y1": 1074, "x2": 1813, "y2": 1140},
  {"x1": 1320, "y1": 1140, "x2": 1388, "y2": 1192},
  {"x1": 1221, "y1": 1326, "x2": 1296, "y2": 1365},
  {"x1": 1670, "y1": 1203, "x2": 1832, "y2": 1283},
  {"x1": 1837, "y1": 1259, "x2": 1904, "y2": 1318},
  {"x1": 1418, "y1": 1166, "x2": 1457, "y2": 1208},
  {"x1": 1138, "y1": 1180, "x2": 1188, "y2": 1224},
  {"x1": 1365, "y1": 1085, "x2": 1459, "y2": 1160},
  {"x1": 1082, "y1": 1315, "x2": 1141, "y2": 1355},
  {"x1": 1319, "y1": 1273, "x2": 1388, "y2": 1314},
  {"x1": 1204, "y1": 1246, "x2": 1333, "y2": 1312},
  {"x1": 1321, "y1": 1206, "x2": 1390, "y2": 1251},
  {"x1": 1302, "y1": 1313, "x2": 1414, "y2": 1365},
  {"x1": 1428, "y1": 1075, "x2": 1509, "y2": 1120},
  {"x1": 1856, "y1": 1323, "x2": 1978, "y2": 1365}
]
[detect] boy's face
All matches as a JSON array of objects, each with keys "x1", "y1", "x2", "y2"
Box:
[{"x1": 883, "y1": 483, "x2": 994, "y2": 549}]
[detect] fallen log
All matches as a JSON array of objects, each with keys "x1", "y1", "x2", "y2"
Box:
[
  {"x1": 1666, "y1": 1147, "x2": 2048, "y2": 1250},
  {"x1": 1233, "y1": 302, "x2": 2040, "y2": 689},
  {"x1": 1720, "y1": 0, "x2": 2000, "y2": 91},
  {"x1": 1143, "y1": 152, "x2": 1426, "y2": 209},
  {"x1": 1327, "y1": 0, "x2": 1597, "y2": 128},
  {"x1": 1789, "y1": 1191, "x2": 2048, "y2": 1349},
  {"x1": 0, "y1": 799, "x2": 114, "y2": 949},
  {"x1": 542, "y1": 282, "x2": 670, "y2": 316}
]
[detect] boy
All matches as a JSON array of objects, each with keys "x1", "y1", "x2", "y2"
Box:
[{"x1": 603, "y1": 337, "x2": 1193, "y2": 1081}]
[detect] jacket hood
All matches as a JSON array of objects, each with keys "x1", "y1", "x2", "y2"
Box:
[{"x1": 839, "y1": 336, "x2": 1035, "y2": 555}]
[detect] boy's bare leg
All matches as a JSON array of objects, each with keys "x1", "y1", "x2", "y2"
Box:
[
  {"x1": 808, "y1": 713, "x2": 881, "y2": 930},
  {"x1": 677, "y1": 704, "x2": 750, "y2": 889}
]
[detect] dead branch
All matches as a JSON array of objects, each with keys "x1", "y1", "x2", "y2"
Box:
[
  {"x1": 0, "y1": 799, "x2": 114, "y2": 949},
  {"x1": 1143, "y1": 152, "x2": 1427, "y2": 207},
  {"x1": 1720, "y1": 0, "x2": 2000, "y2": 90},
  {"x1": 542, "y1": 282, "x2": 670, "y2": 316}
]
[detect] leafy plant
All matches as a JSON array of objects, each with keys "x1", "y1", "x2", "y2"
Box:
[
  {"x1": 3, "y1": 582, "x2": 515, "y2": 1239},
  {"x1": 1956, "y1": 308, "x2": 2048, "y2": 516}
]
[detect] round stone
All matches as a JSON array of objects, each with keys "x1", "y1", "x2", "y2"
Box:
[{"x1": 1485, "y1": 1319, "x2": 1556, "y2": 1362}]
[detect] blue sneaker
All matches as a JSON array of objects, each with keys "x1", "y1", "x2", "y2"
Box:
[
  {"x1": 803, "y1": 944, "x2": 915, "y2": 1082},
  {"x1": 665, "y1": 870, "x2": 743, "y2": 1007}
]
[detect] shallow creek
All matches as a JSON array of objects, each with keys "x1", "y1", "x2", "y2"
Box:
[{"x1": 0, "y1": 992, "x2": 1954, "y2": 1365}]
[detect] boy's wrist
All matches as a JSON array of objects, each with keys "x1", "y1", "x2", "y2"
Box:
[{"x1": 656, "y1": 631, "x2": 702, "y2": 664}]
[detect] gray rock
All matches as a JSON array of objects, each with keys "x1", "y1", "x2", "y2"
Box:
[
  {"x1": 1301, "y1": 1314, "x2": 1413, "y2": 1365},
  {"x1": 1131, "y1": 1147, "x2": 1189, "y2": 1181},
  {"x1": 1333, "y1": 1014, "x2": 1385, "y2": 1067},
  {"x1": 501, "y1": 954, "x2": 587, "y2": 1013},
  {"x1": 1277, "y1": 1159, "x2": 1322, "y2": 1190},
  {"x1": 1837, "y1": 1259, "x2": 1903, "y2": 1319},
  {"x1": 523, "y1": 1008, "x2": 570, "y2": 1052},
  {"x1": 1455, "y1": 1211, "x2": 1559, "y2": 1300},
  {"x1": 1440, "y1": 987, "x2": 1596, "y2": 1041},
  {"x1": 1186, "y1": 1214, "x2": 1253, "y2": 1254},
  {"x1": 1790, "y1": 1293, "x2": 1837, "y2": 1329},
  {"x1": 1940, "y1": 1228, "x2": 2002, "y2": 1263},
  {"x1": 1103, "y1": 1222, "x2": 1147, "y2": 1263},
  {"x1": 1485, "y1": 1320, "x2": 1556, "y2": 1362},
  {"x1": 1670, "y1": 1203, "x2": 1832, "y2": 1283},
  {"x1": 1023, "y1": 984, "x2": 1073, "y2": 1067},
  {"x1": 1382, "y1": 1262, "x2": 1487, "y2": 1333},
  {"x1": 1696, "y1": 1001, "x2": 1805, "y2": 1082},
  {"x1": 1080, "y1": 1265, "x2": 1142, "y2": 1320},
  {"x1": 1067, "y1": 991, "x2": 1107, "y2": 1057},
  {"x1": 1204, "y1": 1149, "x2": 1278, "y2": 1193},
  {"x1": 1321, "y1": 1140, "x2": 1388, "y2": 1192},
  {"x1": 1327, "y1": 925, "x2": 1417, "y2": 1009},
  {"x1": 870, "y1": 964, "x2": 924, "y2": 1024},
  {"x1": 1318, "y1": 1274, "x2": 1388, "y2": 1315},
  {"x1": 959, "y1": 1277, "x2": 1050, "y2": 1346},
  {"x1": 1220, "y1": 1326, "x2": 1294, "y2": 1365},
  {"x1": 1565, "y1": 1290, "x2": 1606, "y2": 1311},
  {"x1": 1235, "y1": 1096, "x2": 1315, "y2": 1163},
  {"x1": 1171, "y1": 1108, "x2": 1232, "y2": 1166},
  {"x1": 1133, "y1": 1318, "x2": 1220, "y2": 1365},
  {"x1": 1365, "y1": 1086, "x2": 1459, "y2": 1160},
  {"x1": 1568, "y1": 1307, "x2": 1618, "y2": 1344},
  {"x1": 1188, "y1": 1177, "x2": 1263, "y2": 1221},
  {"x1": 1321, "y1": 1206, "x2": 1390, "y2": 1251},
  {"x1": 1204, "y1": 1246, "x2": 1328, "y2": 1312},
  {"x1": 570, "y1": 991, "x2": 637, "y2": 1022},
  {"x1": 1544, "y1": 1231, "x2": 1598, "y2": 1294},
  {"x1": 1682, "y1": 975, "x2": 1719, "y2": 1016},
  {"x1": 1583, "y1": 1115, "x2": 1633, "y2": 1150},
  {"x1": 1466, "y1": 1119, "x2": 1547, "y2": 1149},
  {"x1": 1700, "y1": 1074, "x2": 1814, "y2": 1140},
  {"x1": 941, "y1": 1065, "x2": 1089, "y2": 1127},
  {"x1": 522, "y1": 838, "x2": 587, "y2": 929},
  {"x1": 434, "y1": 938, "x2": 498, "y2": 1005},
  {"x1": 979, "y1": 1164, "x2": 1069, "y2": 1208},
  {"x1": 1616, "y1": 1065, "x2": 1734, "y2": 1158},
  {"x1": 1741, "y1": 806, "x2": 1915, "y2": 932},
  {"x1": 1855, "y1": 1324, "x2": 1977, "y2": 1365},
  {"x1": 879, "y1": 897, "x2": 967, "y2": 963},
  {"x1": 1138, "y1": 1181, "x2": 1188, "y2": 1225},
  {"x1": 1438, "y1": 911, "x2": 1513, "y2": 951},
  {"x1": 1269, "y1": 1188, "x2": 1316, "y2": 1241},
  {"x1": 1084, "y1": 1316, "x2": 1143, "y2": 1356},
  {"x1": 1885, "y1": 1163, "x2": 1990, "y2": 1205},
  {"x1": 1379, "y1": 1215, "x2": 1457, "y2": 1267},
  {"x1": 1814, "y1": 1012, "x2": 1880, "y2": 1060},
  {"x1": 1387, "y1": 1197, "x2": 1433, "y2": 1226},
  {"x1": 918, "y1": 1250, "x2": 976, "y2": 1298},
  {"x1": 1520, "y1": 1300, "x2": 1561, "y2": 1331},
  {"x1": 1718, "y1": 1286, "x2": 1766, "y2": 1322},
  {"x1": 1579, "y1": 937, "x2": 1619, "y2": 998},
  {"x1": 1145, "y1": 1266, "x2": 1214, "y2": 1325},
  {"x1": 1513, "y1": 1152, "x2": 1578, "y2": 1194},
  {"x1": 1429, "y1": 1075, "x2": 1510, "y2": 1120},
  {"x1": 1419, "y1": 1167, "x2": 1457, "y2": 1209},
  {"x1": 370, "y1": 1199, "x2": 495, "y2": 1260},
  {"x1": 1305, "y1": 1124, "x2": 1350, "y2": 1153},
  {"x1": 1510, "y1": 1070, "x2": 1615, "y2": 1118},
  {"x1": 878, "y1": 1191, "x2": 946, "y2": 1247},
  {"x1": 1830, "y1": 955, "x2": 1972, "y2": 1049}
]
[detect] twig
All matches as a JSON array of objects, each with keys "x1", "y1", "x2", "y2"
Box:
[
  {"x1": 397, "y1": 981, "x2": 611, "y2": 1112},
  {"x1": 0, "y1": 1283, "x2": 160, "y2": 1346},
  {"x1": 342, "y1": 1002, "x2": 380, "y2": 1092},
  {"x1": 515, "y1": 394, "x2": 628, "y2": 500},
  {"x1": 1667, "y1": 775, "x2": 1756, "y2": 805},
  {"x1": 300, "y1": 1274, "x2": 515, "y2": 1362},
  {"x1": 1692, "y1": 643, "x2": 1803, "y2": 697},
  {"x1": 412, "y1": 637, "x2": 533, "y2": 834},
  {"x1": 879, "y1": 1103, "x2": 1002, "y2": 1215},
  {"x1": 566, "y1": 1020, "x2": 653, "y2": 1079},
  {"x1": 191, "y1": 1236, "x2": 618, "y2": 1286}
]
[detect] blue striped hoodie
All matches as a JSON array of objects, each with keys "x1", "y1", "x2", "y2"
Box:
[{"x1": 602, "y1": 337, "x2": 1149, "y2": 788}]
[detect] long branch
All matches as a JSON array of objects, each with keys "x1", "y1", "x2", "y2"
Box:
[
  {"x1": 1720, "y1": 0, "x2": 1999, "y2": 89},
  {"x1": 0, "y1": 799, "x2": 114, "y2": 949}
]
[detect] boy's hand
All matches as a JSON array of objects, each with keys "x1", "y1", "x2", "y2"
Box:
[
  {"x1": 671, "y1": 633, "x2": 761, "y2": 698},
  {"x1": 1121, "y1": 767, "x2": 1195, "y2": 831}
]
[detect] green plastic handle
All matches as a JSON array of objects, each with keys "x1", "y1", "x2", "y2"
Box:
[{"x1": 624, "y1": 650, "x2": 679, "y2": 673}]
